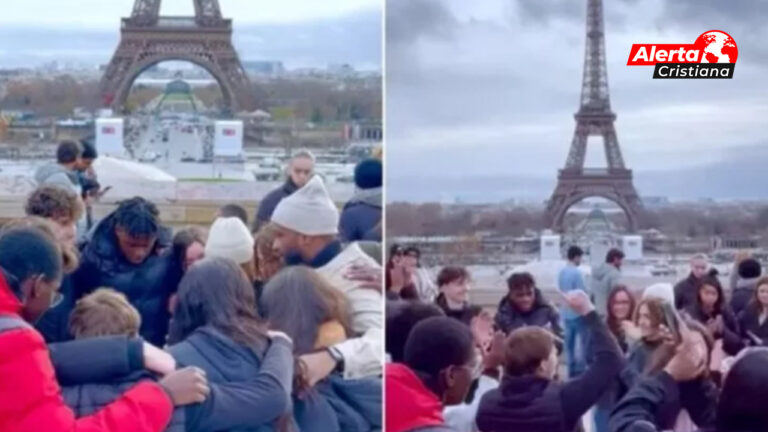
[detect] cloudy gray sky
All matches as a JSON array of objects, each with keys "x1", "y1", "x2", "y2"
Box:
[
  {"x1": 386, "y1": 0, "x2": 768, "y2": 202},
  {"x1": 0, "y1": 0, "x2": 382, "y2": 69}
]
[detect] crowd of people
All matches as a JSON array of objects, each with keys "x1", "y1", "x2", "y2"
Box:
[
  {"x1": 385, "y1": 244, "x2": 768, "y2": 432},
  {"x1": 0, "y1": 141, "x2": 383, "y2": 431}
]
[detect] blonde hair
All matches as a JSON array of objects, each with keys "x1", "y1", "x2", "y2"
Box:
[
  {"x1": 69, "y1": 288, "x2": 141, "y2": 339},
  {"x1": 2, "y1": 216, "x2": 79, "y2": 273}
]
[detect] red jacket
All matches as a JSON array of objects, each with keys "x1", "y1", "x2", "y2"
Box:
[
  {"x1": 0, "y1": 272, "x2": 173, "y2": 432},
  {"x1": 385, "y1": 363, "x2": 446, "y2": 432}
]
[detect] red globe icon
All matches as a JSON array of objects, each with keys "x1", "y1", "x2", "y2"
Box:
[{"x1": 694, "y1": 30, "x2": 738, "y2": 64}]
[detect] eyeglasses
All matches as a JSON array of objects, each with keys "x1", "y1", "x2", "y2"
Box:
[{"x1": 49, "y1": 292, "x2": 64, "y2": 309}]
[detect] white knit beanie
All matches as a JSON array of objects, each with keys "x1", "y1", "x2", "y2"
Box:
[
  {"x1": 271, "y1": 175, "x2": 339, "y2": 236},
  {"x1": 642, "y1": 283, "x2": 675, "y2": 305},
  {"x1": 205, "y1": 217, "x2": 254, "y2": 264}
]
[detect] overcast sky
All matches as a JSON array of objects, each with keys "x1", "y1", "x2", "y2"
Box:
[
  {"x1": 0, "y1": 0, "x2": 380, "y2": 27},
  {"x1": 0, "y1": 0, "x2": 382, "y2": 69},
  {"x1": 386, "y1": 0, "x2": 768, "y2": 202}
]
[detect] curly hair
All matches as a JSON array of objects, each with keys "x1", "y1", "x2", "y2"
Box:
[
  {"x1": 113, "y1": 197, "x2": 160, "y2": 237},
  {"x1": 25, "y1": 186, "x2": 84, "y2": 222}
]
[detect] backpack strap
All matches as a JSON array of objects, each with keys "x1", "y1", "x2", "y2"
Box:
[{"x1": 0, "y1": 315, "x2": 31, "y2": 334}]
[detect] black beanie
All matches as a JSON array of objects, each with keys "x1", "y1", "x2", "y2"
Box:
[
  {"x1": 738, "y1": 258, "x2": 762, "y2": 279},
  {"x1": 354, "y1": 159, "x2": 382, "y2": 189}
]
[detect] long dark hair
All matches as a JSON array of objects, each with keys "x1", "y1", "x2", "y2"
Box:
[
  {"x1": 167, "y1": 257, "x2": 266, "y2": 348},
  {"x1": 261, "y1": 266, "x2": 352, "y2": 355},
  {"x1": 749, "y1": 276, "x2": 768, "y2": 316},
  {"x1": 606, "y1": 285, "x2": 636, "y2": 343},
  {"x1": 694, "y1": 273, "x2": 725, "y2": 318}
]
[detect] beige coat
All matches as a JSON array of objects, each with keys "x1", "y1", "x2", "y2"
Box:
[{"x1": 317, "y1": 242, "x2": 383, "y2": 379}]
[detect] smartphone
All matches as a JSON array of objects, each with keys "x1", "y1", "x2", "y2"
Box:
[
  {"x1": 661, "y1": 302, "x2": 682, "y2": 343},
  {"x1": 98, "y1": 186, "x2": 113, "y2": 198}
]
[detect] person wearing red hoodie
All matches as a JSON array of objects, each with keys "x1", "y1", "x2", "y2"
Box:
[
  {"x1": 386, "y1": 316, "x2": 476, "y2": 432},
  {"x1": 0, "y1": 226, "x2": 209, "y2": 432}
]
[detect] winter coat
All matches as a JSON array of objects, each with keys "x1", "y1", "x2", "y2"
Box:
[
  {"x1": 590, "y1": 263, "x2": 622, "y2": 317},
  {"x1": 494, "y1": 288, "x2": 563, "y2": 339},
  {"x1": 253, "y1": 179, "x2": 298, "y2": 231},
  {"x1": 295, "y1": 375, "x2": 383, "y2": 432},
  {"x1": 33, "y1": 275, "x2": 76, "y2": 343},
  {"x1": 61, "y1": 371, "x2": 186, "y2": 432},
  {"x1": 314, "y1": 241, "x2": 384, "y2": 379},
  {"x1": 738, "y1": 304, "x2": 768, "y2": 346},
  {"x1": 0, "y1": 272, "x2": 173, "y2": 432},
  {"x1": 339, "y1": 188, "x2": 382, "y2": 243},
  {"x1": 476, "y1": 312, "x2": 624, "y2": 432},
  {"x1": 674, "y1": 274, "x2": 700, "y2": 311},
  {"x1": 435, "y1": 293, "x2": 481, "y2": 327},
  {"x1": 386, "y1": 363, "x2": 449, "y2": 432},
  {"x1": 684, "y1": 304, "x2": 744, "y2": 356},
  {"x1": 74, "y1": 212, "x2": 179, "y2": 346},
  {"x1": 730, "y1": 277, "x2": 760, "y2": 318},
  {"x1": 168, "y1": 326, "x2": 293, "y2": 432},
  {"x1": 609, "y1": 372, "x2": 719, "y2": 432}
]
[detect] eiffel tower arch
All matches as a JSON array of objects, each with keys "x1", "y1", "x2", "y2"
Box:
[
  {"x1": 545, "y1": 0, "x2": 644, "y2": 232},
  {"x1": 100, "y1": 0, "x2": 257, "y2": 115}
]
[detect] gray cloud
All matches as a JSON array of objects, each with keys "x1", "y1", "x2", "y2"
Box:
[{"x1": 386, "y1": 0, "x2": 457, "y2": 45}]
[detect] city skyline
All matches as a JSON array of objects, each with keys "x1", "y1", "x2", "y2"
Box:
[{"x1": 387, "y1": 0, "x2": 768, "y2": 202}]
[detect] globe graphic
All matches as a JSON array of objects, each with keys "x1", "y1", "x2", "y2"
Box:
[{"x1": 695, "y1": 31, "x2": 738, "y2": 64}]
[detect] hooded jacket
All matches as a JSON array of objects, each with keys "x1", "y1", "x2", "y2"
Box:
[
  {"x1": 590, "y1": 263, "x2": 622, "y2": 317},
  {"x1": 74, "y1": 212, "x2": 179, "y2": 346},
  {"x1": 168, "y1": 326, "x2": 292, "y2": 432},
  {"x1": 253, "y1": 179, "x2": 299, "y2": 231},
  {"x1": 476, "y1": 312, "x2": 624, "y2": 432},
  {"x1": 0, "y1": 270, "x2": 173, "y2": 432},
  {"x1": 386, "y1": 363, "x2": 451, "y2": 432},
  {"x1": 339, "y1": 188, "x2": 382, "y2": 243},
  {"x1": 35, "y1": 162, "x2": 82, "y2": 195},
  {"x1": 494, "y1": 288, "x2": 563, "y2": 339}
]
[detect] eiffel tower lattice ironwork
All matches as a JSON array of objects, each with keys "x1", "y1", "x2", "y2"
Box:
[
  {"x1": 100, "y1": 0, "x2": 257, "y2": 115},
  {"x1": 545, "y1": 0, "x2": 643, "y2": 232}
]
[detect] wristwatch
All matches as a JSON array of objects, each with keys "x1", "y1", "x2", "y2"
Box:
[{"x1": 326, "y1": 346, "x2": 345, "y2": 374}]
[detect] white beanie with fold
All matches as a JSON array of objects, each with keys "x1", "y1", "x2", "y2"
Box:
[
  {"x1": 271, "y1": 175, "x2": 339, "y2": 236},
  {"x1": 642, "y1": 283, "x2": 675, "y2": 306},
  {"x1": 205, "y1": 217, "x2": 254, "y2": 264}
]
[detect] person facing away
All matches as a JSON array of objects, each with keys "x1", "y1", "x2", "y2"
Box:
[
  {"x1": 386, "y1": 316, "x2": 477, "y2": 432},
  {"x1": 738, "y1": 276, "x2": 768, "y2": 346},
  {"x1": 674, "y1": 253, "x2": 710, "y2": 311},
  {"x1": 252, "y1": 149, "x2": 315, "y2": 232},
  {"x1": 166, "y1": 257, "x2": 296, "y2": 432},
  {"x1": 386, "y1": 301, "x2": 446, "y2": 363},
  {"x1": 74, "y1": 197, "x2": 179, "y2": 346},
  {"x1": 494, "y1": 272, "x2": 563, "y2": 340},
  {"x1": 262, "y1": 265, "x2": 382, "y2": 432},
  {"x1": 476, "y1": 290, "x2": 623, "y2": 432},
  {"x1": 591, "y1": 248, "x2": 624, "y2": 318},
  {"x1": 339, "y1": 158, "x2": 382, "y2": 243},
  {"x1": 558, "y1": 245, "x2": 588, "y2": 377},
  {"x1": 216, "y1": 203, "x2": 249, "y2": 226},
  {"x1": 270, "y1": 174, "x2": 383, "y2": 381},
  {"x1": 0, "y1": 226, "x2": 208, "y2": 432},
  {"x1": 730, "y1": 258, "x2": 762, "y2": 318}
]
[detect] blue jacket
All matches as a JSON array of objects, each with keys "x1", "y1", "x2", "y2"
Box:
[
  {"x1": 74, "y1": 212, "x2": 180, "y2": 346},
  {"x1": 168, "y1": 326, "x2": 293, "y2": 432},
  {"x1": 34, "y1": 275, "x2": 76, "y2": 343},
  {"x1": 558, "y1": 264, "x2": 587, "y2": 320},
  {"x1": 253, "y1": 180, "x2": 298, "y2": 231},
  {"x1": 294, "y1": 373, "x2": 382, "y2": 432},
  {"x1": 339, "y1": 188, "x2": 382, "y2": 243}
]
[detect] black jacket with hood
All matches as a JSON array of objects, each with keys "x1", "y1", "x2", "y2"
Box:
[
  {"x1": 73, "y1": 212, "x2": 179, "y2": 346},
  {"x1": 493, "y1": 288, "x2": 563, "y2": 339}
]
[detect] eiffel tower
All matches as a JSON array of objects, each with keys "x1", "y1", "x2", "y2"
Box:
[
  {"x1": 545, "y1": 0, "x2": 643, "y2": 232},
  {"x1": 100, "y1": 0, "x2": 257, "y2": 115}
]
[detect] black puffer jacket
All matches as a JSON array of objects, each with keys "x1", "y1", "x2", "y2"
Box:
[
  {"x1": 74, "y1": 213, "x2": 179, "y2": 346},
  {"x1": 494, "y1": 289, "x2": 563, "y2": 339}
]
